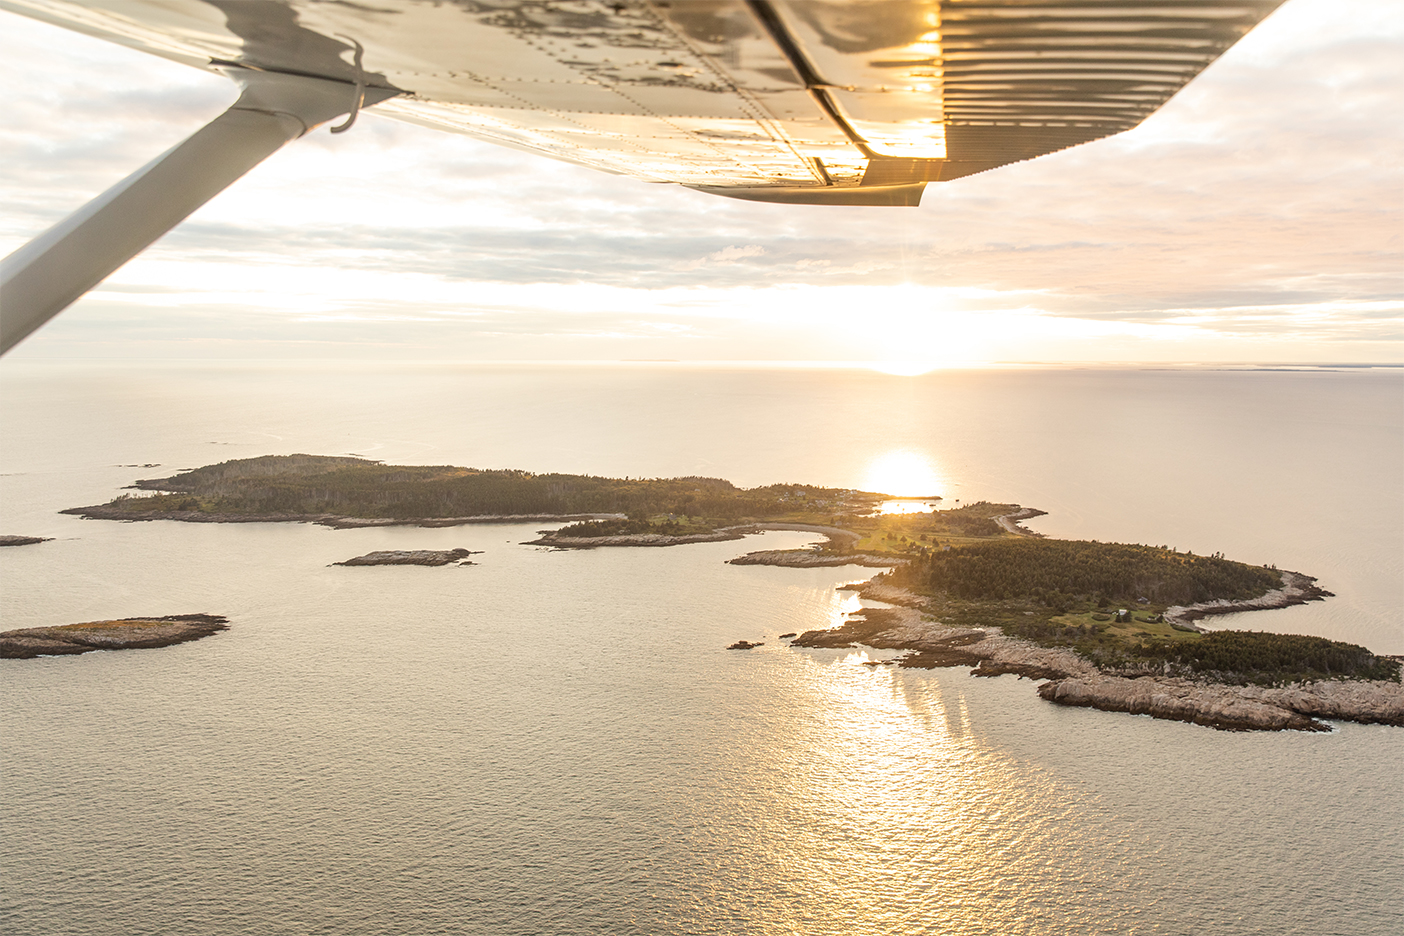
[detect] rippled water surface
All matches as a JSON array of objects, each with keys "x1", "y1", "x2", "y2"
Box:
[{"x1": 2, "y1": 363, "x2": 1401, "y2": 935}]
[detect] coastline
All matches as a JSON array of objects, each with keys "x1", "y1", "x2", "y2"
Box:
[
  {"x1": 728, "y1": 550, "x2": 905, "y2": 568},
  {"x1": 526, "y1": 522, "x2": 864, "y2": 550},
  {"x1": 790, "y1": 576, "x2": 1403, "y2": 733},
  {"x1": 52, "y1": 490, "x2": 1398, "y2": 731},
  {"x1": 59, "y1": 505, "x2": 625, "y2": 528},
  {"x1": 994, "y1": 507, "x2": 1048, "y2": 537},
  {"x1": 1164, "y1": 570, "x2": 1333, "y2": 631}
]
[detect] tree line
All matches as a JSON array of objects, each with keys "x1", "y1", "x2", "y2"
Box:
[
  {"x1": 1139, "y1": 631, "x2": 1399, "y2": 684},
  {"x1": 113, "y1": 455, "x2": 867, "y2": 520},
  {"x1": 893, "y1": 538, "x2": 1282, "y2": 606}
]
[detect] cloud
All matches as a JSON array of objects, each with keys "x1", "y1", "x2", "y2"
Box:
[{"x1": 678, "y1": 244, "x2": 766, "y2": 271}]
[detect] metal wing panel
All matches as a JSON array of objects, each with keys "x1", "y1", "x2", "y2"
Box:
[
  {"x1": 0, "y1": 0, "x2": 1286, "y2": 202},
  {"x1": 290, "y1": 0, "x2": 840, "y2": 187},
  {"x1": 935, "y1": 1, "x2": 1284, "y2": 173}
]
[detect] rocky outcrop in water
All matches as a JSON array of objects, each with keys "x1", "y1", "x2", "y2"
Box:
[
  {"x1": 0, "y1": 535, "x2": 52, "y2": 547},
  {"x1": 1, "y1": 614, "x2": 229, "y2": 659},
  {"x1": 793, "y1": 603, "x2": 1095, "y2": 679},
  {"x1": 1036, "y1": 674, "x2": 1404, "y2": 731},
  {"x1": 333, "y1": 549, "x2": 480, "y2": 566}
]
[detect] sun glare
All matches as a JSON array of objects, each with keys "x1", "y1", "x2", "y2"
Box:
[
  {"x1": 862, "y1": 449, "x2": 944, "y2": 498},
  {"x1": 872, "y1": 360, "x2": 942, "y2": 376}
]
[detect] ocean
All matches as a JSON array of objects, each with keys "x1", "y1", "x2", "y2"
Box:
[{"x1": 1, "y1": 362, "x2": 1400, "y2": 935}]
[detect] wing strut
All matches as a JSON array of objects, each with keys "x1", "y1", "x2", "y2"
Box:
[{"x1": 0, "y1": 67, "x2": 393, "y2": 356}]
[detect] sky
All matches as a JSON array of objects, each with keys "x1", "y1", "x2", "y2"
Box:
[{"x1": 0, "y1": 0, "x2": 1400, "y2": 369}]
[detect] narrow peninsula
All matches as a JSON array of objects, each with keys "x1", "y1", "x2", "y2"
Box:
[{"x1": 61, "y1": 454, "x2": 1402, "y2": 730}]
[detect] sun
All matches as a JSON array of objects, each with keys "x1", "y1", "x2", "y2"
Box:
[{"x1": 862, "y1": 449, "x2": 944, "y2": 498}]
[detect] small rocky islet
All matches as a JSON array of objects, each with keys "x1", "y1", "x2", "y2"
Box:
[
  {"x1": 332, "y1": 548, "x2": 481, "y2": 567},
  {"x1": 0, "y1": 535, "x2": 52, "y2": 547},
  {"x1": 1, "y1": 614, "x2": 229, "y2": 659}
]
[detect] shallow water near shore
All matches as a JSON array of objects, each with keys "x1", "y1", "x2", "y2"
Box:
[{"x1": 1, "y1": 362, "x2": 1401, "y2": 935}]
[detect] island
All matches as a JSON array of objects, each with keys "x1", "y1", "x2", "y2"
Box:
[
  {"x1": 783, "y1": 543, "x2": 1400, "y2": 732},
  {"x1": 62, "y1": 453, "x2": 902, "y2": 528},
  {"x1": 59, "y1": 454, "x2": 1402, "y2": 731},
  {"x1": 1, "y1": 614, "x2": 228, "y2": 659},
  {"x1": 333, "y1": 548, "x2": 480, "y2": 567}
]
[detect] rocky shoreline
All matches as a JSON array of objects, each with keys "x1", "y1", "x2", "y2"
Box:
[
  {"x1": 527, "y1": 522, "x2": 863, "y2": 550},
  {"x1": 728, "y1": 549, "x2": 905, "y2": 568},
  {"x1": 1163, "y1": 570, "x2": 1334, "y2": 631},
  {"x1": 787, "y1": 577, "x2": 1402, "y2": 733},
  {"x1": 333, "y1": 548, "x2": 481, "y2": 566},
  {"x1": 1, "y1": 614, "x2": 229, "y2": 659},
  {"x1": 527, "y1": 529, "x2": 748, "y2": 548},
  {"x1": 1036, "y1": 674, "x2": 1404, "y2": 732},
  {"x1": 994, "y1": 507, "x2": 1048, "y2": 536}
]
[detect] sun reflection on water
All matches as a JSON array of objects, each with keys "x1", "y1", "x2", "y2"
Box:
[{"x1": 733, "y1": 572, "x2": 1112, "y2": 935}]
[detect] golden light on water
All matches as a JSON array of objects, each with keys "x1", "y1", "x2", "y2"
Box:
[
  {"x1": 758, "y1": 646, "x2": 1100, "y2": 933},
  {"x1": 863, "y1": 450, "x2": 944, "y2": 498}
]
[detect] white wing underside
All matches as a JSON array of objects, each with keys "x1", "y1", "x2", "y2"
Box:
[
  {"x1": 0, "y1": 0, "x2": 1283, "y2": 203},
  {"x1": 0, "y1": 0, "x2": 1284, "y2": 355}
]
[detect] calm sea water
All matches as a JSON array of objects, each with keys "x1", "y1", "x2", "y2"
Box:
[{"x1": 1, "y1": 363, "x2": 1401, "y2": 935}]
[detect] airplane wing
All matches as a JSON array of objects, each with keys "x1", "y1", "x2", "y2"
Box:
[{"x1": 0, "y1": 0, "x2": 1285, "y2": 353}]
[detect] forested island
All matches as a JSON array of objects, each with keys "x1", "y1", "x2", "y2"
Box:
[
  {"x1": 62, "y1": 453, "x2": 889, "y2": 526},
  {"x1": 57, "y1": 454, "x2": 1402, "y2": 730}
]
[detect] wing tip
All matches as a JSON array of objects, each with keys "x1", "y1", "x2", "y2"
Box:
[{"x1": 687, "y1": 183, "x2": 925, "y2": 207}]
